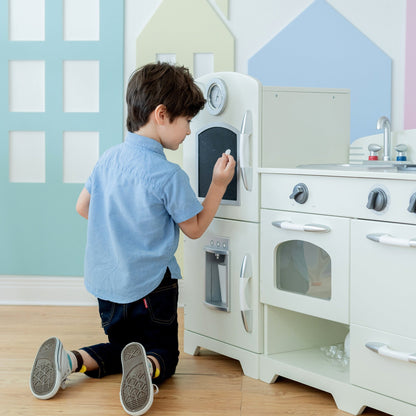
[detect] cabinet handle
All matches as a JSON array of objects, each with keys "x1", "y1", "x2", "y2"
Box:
[
  {"x1": 366, "y1": 342, "x2": 416, "y2": 364},
  {"x1": 240, "y1": 254, "x2": 253, "y2": 333},
  {"x1": 367, "y1": 233, "x2": 416, "y2": 248},
  {"x1": 239, "y1": 110, "x2": 253, "y2": 192},
  {"x1": 272, "y1": 220, "x2": 331, "y2": 233}
]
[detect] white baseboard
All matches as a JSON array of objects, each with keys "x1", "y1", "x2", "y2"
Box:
[
  {"x1": 0, "y1": 275, "x2": 97, "y2": 306},
  {"x1": 0, "y1": 275, "x2": 185, "y2": 307}
]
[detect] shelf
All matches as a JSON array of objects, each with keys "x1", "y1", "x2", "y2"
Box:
[
  {"x1": 264, "y1": 347, "x2": 350, "y2": 384},
  {"x1": 261, "y1": 347, "x2": 415, "y2": 416}
]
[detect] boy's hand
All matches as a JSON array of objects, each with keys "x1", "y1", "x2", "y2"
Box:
[
  {"x1": 212, "y1": 153, "x2": 236, "y2": 188},
  {"x1": 180, "y1": 152, "x2": 236, "y2": 239}
]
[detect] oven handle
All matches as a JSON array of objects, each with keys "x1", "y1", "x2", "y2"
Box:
[
  {"x1": 366, "y1": 233, "x2": 416, "y2": 248},
  {"x1": 240, "y1": 254, "x2": 253, "y2": 333},
  {"x1": 239, "y1": 110, "x2": 253, "y2": 192},
  {"x1": 366, "y1": 342, "x2": 416, "y2": 364},
  {"x1": 272, "y1": 220, "x2": 331, "y2": 233}
]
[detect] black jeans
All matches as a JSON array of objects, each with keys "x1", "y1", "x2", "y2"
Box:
[{"x1": 81, "y1": 268, "x2": 179, "y2": 385}]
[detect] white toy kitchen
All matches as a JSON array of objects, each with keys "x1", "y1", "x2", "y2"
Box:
[{"x1": 183, "y1": 72, "x2": 416, "y2": 416}]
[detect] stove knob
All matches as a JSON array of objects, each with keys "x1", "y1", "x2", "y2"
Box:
[
  {"x1": 290, "y1": 183, "x2": 309, "y2": 204},
  {"x1": 366, "y1": 188, "x2": 387, "y2": 212},
  {"x1": 408, "y1": 193, "x2": 416, "y2": 213}
]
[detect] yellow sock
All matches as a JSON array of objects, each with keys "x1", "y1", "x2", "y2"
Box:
[{"x1": 147, "y1": 358, "x2": 160, "y2": 378}]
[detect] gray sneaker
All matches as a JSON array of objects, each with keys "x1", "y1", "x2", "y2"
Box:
[
  {"x1": 30, "y1": 337, "x2": 72, "y2": 400},
  {"x1": 120, "y1": 342, "x2": 156, "y2": 415}
]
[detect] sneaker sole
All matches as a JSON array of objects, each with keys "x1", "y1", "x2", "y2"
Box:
[
  {"x1": 120, "y1": 342, "x2": 153, "y2": 416},
  {"x1": 30, "y1": 337, "x2": 62, "y2": 400}
]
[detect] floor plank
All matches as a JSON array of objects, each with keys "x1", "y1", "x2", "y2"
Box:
[{"x1": 0, "y1": 306, "x2": 390, "y2": 415}]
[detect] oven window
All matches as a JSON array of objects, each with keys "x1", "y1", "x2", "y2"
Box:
[
  {"x1": 275, "y1": 240, "x2": 331, "y2": 300},
  {"x1": 197, "y1": 127, "x2": 237, "y2": 202}
]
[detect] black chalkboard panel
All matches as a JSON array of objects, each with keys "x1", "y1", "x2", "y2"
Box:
[{"x1": 197, "y1": 127, "x2": 237, "y2": 202}]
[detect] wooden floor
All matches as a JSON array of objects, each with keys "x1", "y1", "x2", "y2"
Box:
[{"x1": 0, "y1": 305, "x2": 390, "y2": 416}]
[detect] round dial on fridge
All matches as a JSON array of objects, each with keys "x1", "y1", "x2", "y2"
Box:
[{"x1": 206, "y1": 78, "x2": 227, "y2": 115}]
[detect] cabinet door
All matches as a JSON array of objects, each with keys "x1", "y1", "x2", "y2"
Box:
[
  {"x1": 183, "y1": 218, "x2": 262, "y2": 353},
  {"x1": 350, "y1": 324, "x2": 416, "y2": 406},
  {"x1": 351, "y1": 219, "x2": 416, "y2": 339},
  {"x1": 260, "y1": 209, "x2": 350, "y2": 324},
  {"x1": 183, "y1": 73, "x2": 261, "y2": 223}
]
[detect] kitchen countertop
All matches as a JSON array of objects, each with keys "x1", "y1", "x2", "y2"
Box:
[{"x1": 258, "y1": 166, "x2": 416, "y2": 181}]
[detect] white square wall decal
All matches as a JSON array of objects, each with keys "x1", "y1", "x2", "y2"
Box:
[
  {"x1": 9, "y1": 0, "x2": 45, "y2": 41},
  {"x1": 156, "y1": 54, "x2": 176, "y2": 65},
  {"x1": 63, "y1": 131, "x2": 99, "y2": 183},
  {"x1": 194, "y1": 53, "x2": 214, "y2": 79},
  {"x1": 9, "y1": 61, "x2": 45, "y2": 112},
  {"x1": 63, "y1": 60, "x2": 99, "y2": 113},
  {"x1": 9, "y1": 131, "x2": 45, "y2": 183},
  {"x1": 63, "y1": 0, "x2": 99, "y2": 41}
]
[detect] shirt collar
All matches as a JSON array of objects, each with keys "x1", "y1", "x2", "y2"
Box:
[{"x1": 125, "y1": 132, "x2": 166, "y2": 157}]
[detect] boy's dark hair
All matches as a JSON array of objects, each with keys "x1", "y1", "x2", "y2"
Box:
[{"x1": 126, "y1": 62, "x2": 206, "y2": 132}]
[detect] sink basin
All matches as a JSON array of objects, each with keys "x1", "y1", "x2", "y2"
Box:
[
  {"x1": 297, "y1": 162, "x2": 404, "y2": 172},
  {"x1": 397, "y1": 164, "x2": 416, "y2": 171}
]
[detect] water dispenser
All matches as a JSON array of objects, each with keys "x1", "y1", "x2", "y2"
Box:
[{"x1": 204, "y1": 237, "x2": 230, "y2": 311}]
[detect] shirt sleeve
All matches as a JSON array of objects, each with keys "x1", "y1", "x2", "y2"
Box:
[
  {"x1": 85, "y1": 172, "x2": 93, "y2": 193},
  {"x1": 163, "y1": 168, "x2": 203, "y2": 224},
  {"x1": 85, "y1": 163, "x2": 99, "y2": 194}
]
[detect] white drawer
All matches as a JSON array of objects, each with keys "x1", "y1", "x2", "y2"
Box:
[{"x1": 350, "y1": 324, "x2": 416, "y2": 406}]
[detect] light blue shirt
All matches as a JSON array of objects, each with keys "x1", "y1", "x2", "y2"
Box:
[{"x1": 84, "y1": 132, "x2": 203, "y2": 303}]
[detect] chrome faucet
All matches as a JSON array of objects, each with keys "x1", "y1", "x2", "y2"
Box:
[{"x1": 376, "y1": 116, "x2": 391, "y2": 161}]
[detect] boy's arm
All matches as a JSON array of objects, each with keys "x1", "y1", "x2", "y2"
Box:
[
  {"x1": 76, "y1": 187, "x2": 91, "y2": 219},
  {"x1": 179, "y1": 154, "x2": 235, "y2": 239}
]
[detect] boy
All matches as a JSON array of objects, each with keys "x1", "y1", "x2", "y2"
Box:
[{"x1": 30, "y1": 63, "x2": 236, "y2": 416}]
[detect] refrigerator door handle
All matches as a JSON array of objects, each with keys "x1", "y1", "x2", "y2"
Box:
[
  {"x1": 240, "y1": 254, "x2": 253, "y2": 333},
  {"x1": 239, "y1": 110, "x2": 253, "y2": 192}
]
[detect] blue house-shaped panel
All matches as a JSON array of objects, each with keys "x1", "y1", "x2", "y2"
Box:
[{"x1": 248, "y1": 0, "x2": 392, "y2": 143}]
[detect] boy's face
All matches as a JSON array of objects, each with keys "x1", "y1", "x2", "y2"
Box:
[{"x1": 160, "y1": 115, "x2": 192, "y2": 150}]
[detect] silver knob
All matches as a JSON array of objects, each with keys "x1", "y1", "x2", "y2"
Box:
[
  {"x1": 394, "y1": 144, "x2": 408, "y2": 161},
  {"x1": 366, "y1": 188, "x2": 388, "y2": 212},
  {"x1": 368, "y1": 144, "x2": 382, "y2": 160},
  {"x1": 408, "y1": 193, "x2": 416, "y2": 214},
  {"x1": 289, "y1": 183, "x2": 309, "y2": 204}
]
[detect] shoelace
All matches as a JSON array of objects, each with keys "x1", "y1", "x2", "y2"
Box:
[
  {"x1": 153, "y1": 384, "x2": 159, "y2": 395},
  {"x1": 60, "y1": 377, "x2": 69, "y2": 390}
]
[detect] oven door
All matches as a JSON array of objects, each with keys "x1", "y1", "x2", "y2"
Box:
[{"x1": 260, "y1": 209, "x2": 350, "y2": 324}]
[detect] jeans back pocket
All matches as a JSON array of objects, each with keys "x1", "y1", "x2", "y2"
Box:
[{"x1": 145, "y1": 281, "x2": 178, "y2": 325}]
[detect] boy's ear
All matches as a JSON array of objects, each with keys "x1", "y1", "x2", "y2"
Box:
[{"x1": 154, "y1": 104, "x2": 168, "y2": 125}]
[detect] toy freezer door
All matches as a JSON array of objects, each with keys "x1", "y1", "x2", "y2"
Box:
[
  {"x1": 184, "y1": 72, "x2": 261, "y2": 223},
  {"x1": 197, "y1": 123, "x2": 239, "y2": 205},
  {"x1": 0, "y1": 1, "x2": 124, "y2": 276},
  {"x1": 184, "y1": 218, "x2": 262, "y2": 353}
]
